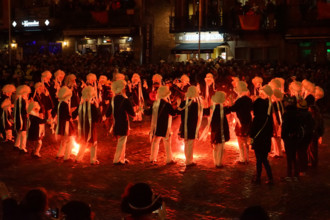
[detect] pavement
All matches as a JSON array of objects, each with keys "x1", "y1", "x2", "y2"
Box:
[{"x1": 0, "y1": 114, "x2": 330, "y2": 220}]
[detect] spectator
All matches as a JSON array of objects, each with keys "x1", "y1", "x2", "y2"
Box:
[
  {"x1": 121, "y1": 183, "x2": 165, "y2": 220},
  {"x1": 61, "y1": 200, "x2": 93, "y2": 220}
]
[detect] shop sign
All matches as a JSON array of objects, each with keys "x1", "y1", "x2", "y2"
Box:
[
  {"x1": 177, "y1": 32, "x2": 224, "y2": 43},
  {"x1": 22, "y1": 20, "x2": 39, "y2": 27}
]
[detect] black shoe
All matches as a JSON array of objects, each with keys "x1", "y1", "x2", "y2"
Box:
[
  {"x1": 19, "y1": 149, "x2": 28, "y2": 154},
  {"x1": 186, "y1": 162, "x2": 197, "y2": 167},
  {"x1": 113, "y1": 162, "x2": 125, "y2": 165},
  {"x1": 63, "y1": 159, "x2": 73, "y2": 163},
  {"x1": 56, "y1": 156, "x2": 64, "y2": 160},
  {"x1": 216, "y1": 165, "x2": 224, "y2": 169},
  {"x1": 236, "y1": 161, "x2": 246, "y2": 165},
  {"x1": 166, "y1": 160, "x2": 177, "y2": 165}
]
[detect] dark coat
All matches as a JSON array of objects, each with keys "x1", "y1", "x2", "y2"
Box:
[
  {"x1": 210, "y1": 105, "x2": 230, "y2": 144},
  {"x1": 56, "y1": 101, "x2": 74, "y2": 136},
  {"x1": 1, "y1": 109, "x2": 13, "y2": 130},
  {"x1": 106, "y1": 95, "x2": 135, "y2": 136},
  {"x1": 229, "y1": 95, "x2": 253, "y2": 137},
  {"x1": 145, "y1": 99, "x2": 176, "y2": 137},
  {"x1": 27, "y1": 115, "x2": 47, "y2": 141},
  {"x1": 178, "y1": 98, "x2": 203, "y2": 140},
  {"x1": 250, "y1": 98, "x2": 273, "y2": 153},
  {"x1": 33, "y1": 93, "x2": 48, "y2": 116},
  {"x1": 78, "y1": 102, "x2": 101, "y2": 143},
  {"x1": 14, "y1": 98, "x2": 28, "y2": 132},
  {"x1": 128, "y1": 84, "x2": 146, "y2": 107}
]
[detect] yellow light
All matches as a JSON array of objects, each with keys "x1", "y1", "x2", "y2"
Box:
[
  {"x1": 11, "y1": 43, "x2": 17, "y2": 49},
  {"x1": 71, "y1": 137, "x2": 80, "y2": 156},
  {"x1": 63, "y1": 41, "x2": 68, "y2": 47}
]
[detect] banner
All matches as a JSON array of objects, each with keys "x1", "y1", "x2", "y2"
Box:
[
  {"x1": 239, "y1": 15, "x2": 261, "y2": 30},
  {"x1": 317, "y1": 1, "x2": 330, "y2": 19},
  {"x1": 90, "y1": 11, "x2": 108, "y2": 24},
  {"x1": 0, "y1": 0, "x2": 9, "y2": 29}
]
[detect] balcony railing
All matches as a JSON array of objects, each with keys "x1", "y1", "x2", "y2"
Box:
[{"x1": 169, "y1": 15, "x2": 223, "y2": 33}]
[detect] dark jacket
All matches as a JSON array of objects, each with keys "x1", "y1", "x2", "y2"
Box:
[
  {"x1": 28, "y1": 115, "x2": 47, "y2": 141},
  {"x1": 107, "y1": 95, "x2": 135, "y2": 136},
  {"x1": 210, "y1": 105, "x2": 230, "y2": 144},
  {"x1": 56, "y1": 101, "x2": 74, "y2": 136},
  {"x1": 145, "y1": 99, "x2": 176, "y2": 137},
  {"x1": 250, "y1": 98, "x2": 273, "y2": 153},
  {"x1": 78, "y1": 102, "x2": 101, "y2": 143},
  {"x1": 178, "y1": 98, "x2": 203, "y2": 140},
  {"x1": 229, "y1": 95, "x2": 253, "y2": 137}
]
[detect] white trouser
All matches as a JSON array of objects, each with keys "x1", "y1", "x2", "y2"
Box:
[
  {"x1": 57, "y1": 136, "x2": 72, "y2": 160},
  {"x1": 5, "y1": 130, "x2": 13, "y2": 141},
  {"x1": 113, "y1": 136, "x2": 127, "y2": 163},
  {"x1": 150, "y1": 136, "x2": 173, "y2": 163},
  {"x1": 76, "y1": 141, "x2": 98, "y2": 164},
  {"x1": 15, "y1": 131, "x2": 27, "y2": 151},
  {"x1": 213, "y1": 143, "x2": 225, "y2": 166},
  {"x1": 272, "y1": 137, "x2": 283, "y2": 156},
  {"x1": 237, "y1": 136, "x2": 249, "y2": 162},
  {"x1": 184, "y1": 139, "x2": 195, "y2": 165},
  {"x1": 34, "y1": 140, "x2": 42, "y2": 156}
]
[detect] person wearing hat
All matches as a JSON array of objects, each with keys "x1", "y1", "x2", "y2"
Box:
[
  {"x1": 144, "y1": 85, "x2": 177, "y2": 165},
  {"x1": 33, "y1": 82, "x2": 49, "y2": 140},
  {"x1": 295, "y1": 99, "x2": 314, "y2": 176},
  {"x1": 64, "y1": 74, "x2": 81, "y2": 113},
  {"x1": 54, "y1": 70, "x2": 66, "y2": 97},
  {"x1": 41, "y1": 71, "x2": 55, "y2": 127},
  {"x1": 1, "y1": 99, "x2": 14, "y2": 142},
  {"x1": 200, "y1": 73, "x2": 216, "y2": 108},
  {"x1": 301, "y1": 79, "x2": 315, "y2": 107},
  {"x1": 147, "y1": 74, "x2": 163, "y2": 105},
  {"x1": 107, "y1": 80, "x2": 135, "y2": 165},
  {"x1": 128, "y1": 73, "x2": 145, "y2": 122},
  {"x1": 200, "y1": 91, "x2": 231, "y2": 168},
  {"x1": 251, "y1": 76, "x2": 263, "y2": 100},
  {"x1": 0, "y1": 84, "x2": 16, "y2": 140},
  {"x1": 288, "y1": 81, "x2": 302, "y2": 101},
  {"x1": 61, "y1": 200, "x2": 93, "y2": 220},
  {"x1": 121, "y1": 182, "x2": 165, "y2": 219},
  {"x1": 98, "y1": 75, "x2": 111, "y2": 120},
  {"x1": 271, "y1": 89, "x2": 285, "y2": 158},
  {"x1": 177, "y1": 86, "x2": 204, "y2": 167},
  {"x1": 249, "y1": 85, "x2": 274, "y2": 185},
  {"x1": 14, "y1": 85, "x2": 31, "y2": 153},
  {"x1": 76, "y1": 86, "x2": 101, "y2": 165},
  {"x1": 229, "y1": 81, "x2": 253, "y2": 164},
  {"x1": 27, "y1": 101, "x2": 47, "y2": 158},
  {"x1": 56, "y1": 86, "x2": 75, "y2": 162}
]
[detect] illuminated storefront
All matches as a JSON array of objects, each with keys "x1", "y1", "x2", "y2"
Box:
[{"x1": 171, "y1": 31, "x2": 229, "y2": 62}]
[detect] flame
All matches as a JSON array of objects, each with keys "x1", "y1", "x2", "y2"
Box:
[
  {"x1": 71, "y1": 137, "x2": 80, "y2": 156},
  {"x1": 227, "y1": 139, "x2": 239, "y2": 150}
]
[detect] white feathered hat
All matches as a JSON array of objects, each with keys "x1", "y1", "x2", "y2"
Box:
[
  {"x1": 64, "y1": 74, "x2": 76, "y2": 86},
  {"x1": 289, "y1": 81, "x2": 302, "y2": 94},
  {"x1": 185, "y1": 86, "x2": 199, "y2": 98},
  {"x1": 211, "y1": 91, "x2": 226, "y2": 104},
  {"x1": 204, "y1": 73, "x2": 214, "y2": 84},
  {"x1": 58, "y1": 86, "x2": 72, "y2": 101},
  {"x1": 41, "y1": 70, "x2": 52, "y2": 80},
  {"x1": 231, "y1": 76, "x2": 240, "y2": 88},
  {"x1": 260, "y1": 85, "x2": 273, "y2": 97},
  {"x1": 82, "y1": 86, "x2": 96, "y2": 100},
  {"x1": 152, "y1": 74, "x2": 162, "y2": 83},
  {"x1": 157, "y1": 86, "x2": 171, "y2": 99},
  {"x1": 2, "y1": 84, "x2": 16, "y2": 94},
  {"x1": 1, "y1": 99, "x2": 11, "y2": 110},
  {"x1": 16, "y1": 85, "x2": 31, "y2": 96},
  {"x1": 34, "y1": 82, "x2": 44, "y2": 90},
  {"x1": 54, "y1": 70, "x2": 65, "y2": 79},
  {"x1": 27, "y1": 101, "x2": 40, "y2": 114},
  {"x1": 302, "y1": 79, "x2": 315, "y2": 93},
  {"x1": 234, "y1": 81, "x2": 249, "y2": 95},
  {"x1": 131, "y1": 73, "x2": 141, "y2": 83},
  {"x1": 252, "y1": 76, "x2": 263, "y2": 87},
  {"x1": 180, "y1": 74, "x2": 190, "y2": 83},
  {"x1": 99, "y1": 75, "x2": 108, "y2": 84},
  {"x1": 111, "y1": 79, "x2": 127, "y2": 94},
  {"x1": 269, "y1": 78, "x2": 281, "y2": 90},
  {"x1": 315, "y1": 86, "x2": 324, "y2": 100},
  {"x1": 115, "y1": 73, "x2": 126, "y2": 81},
  {"x1": 86, "y1": 73, "x2": 97, "y2": 83}
]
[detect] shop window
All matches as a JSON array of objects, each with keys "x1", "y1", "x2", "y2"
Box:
[{"x1": 299, "y1": 42, "x2": 312, "y2": 47}]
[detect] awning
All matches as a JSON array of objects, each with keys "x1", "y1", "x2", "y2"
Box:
[{"x1": 171, "y1": 43, "x2": 226, "y2": 54}]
